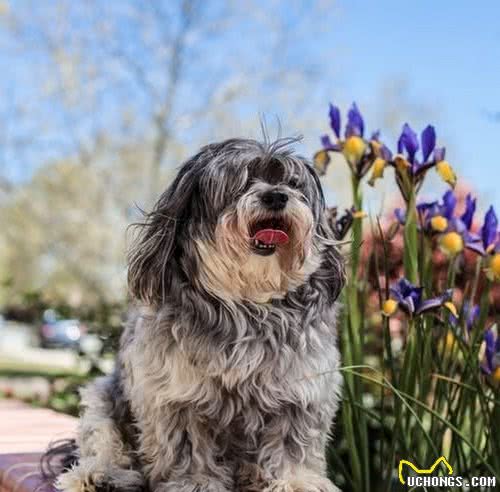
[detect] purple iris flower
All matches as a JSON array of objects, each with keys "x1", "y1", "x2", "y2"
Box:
[
  {"x1": 411, "y1": 190, "x2": 487, "y2": 253},
  {"x1": 398, "y1": 124, "x2": 419, "y2": 164},
  {"x1": 481, "y1": 326, "x2": 500, "y2": 375},
  {"x1": 421, "y1": 125, "x2": 436, "y2": 162},
  {"x1": 321, "y1": 102, "x2": 365, "y2": 145},
  {"x1": 397, "y1": 123, "x2": 437, "y2": 175},
  {"x1": 394, "y1": 208, "x2": 406, "y2": 226},
  {"x1": 448, "y1": 217, "x2": 482, "y2": 251},
  {"x1": 345, "y1": 103, "x2": 364, "y2": 138},
  {"x1": 390, "y1": 122, "x2": 455, "y2": 203},
  {"x1": 316, "y1": 102, "x2": 388, "y2": 179},
  {"x1": 320, "y1": 134, "x2": 339, "y2": 151},
  {"x1": 419, "y1": 191, "x2": 482, "y2": 252},
  {"x1": 379, "y1": 143, "x2": 393, "y2": 162},
  {"x1": 434, "y1": 147, "x2": 446, "y2": 162},
  {"x1": 390, "y1": 278, "x2": 453, "y2": 317},
  {"x1": 464, "y1": 206, "x2": 499, "y2": 255},
  {"x1": 449, "y1": 302, "x2": 480, "y2": 332},
  {"x1": 396, "y1": 190, "x2": 457, "y2": 229},
  {"x1": 417, "y1": 190, "x2": 457, "y2": 227},
  {"x1": 329, "y1": 103, "x2": 341, "y2": 139},
  {"x1": 482, "y1": 206, "x2": 498, "y2": 252},
  {"x1": 442, "y1": 191, "x2": 458, "y2": 220},
  {"x1": 460, "y1": 194, "x2": 476, "y2": 230},
  {"x1": 323, "y1": 102, "x2": 365, "y2": 144}
]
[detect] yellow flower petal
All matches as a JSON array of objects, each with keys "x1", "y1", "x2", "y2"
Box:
[
  {"x1": 487, "y1": 253, "x2": 500, "y2": 282},
  {"x1": 313, "y1": 150, "x2": 331, "y2": 176},
  {"x1": 430, "y1": 215, "x2": 448, "y2": 232},
  {"x1": 493, "y1": 367, "x2": 500, "y2": 383},
  {"x1": 444, "y1": 302, "x2": 458, "y2": 318},
  {"x1": 436, "y1": 160, "x2": 457, "y2": 188},
  {"x1": 440, "y1": 232, "x2": 464, "y2": 256},
  {"x1": 342, "y1": 136, "x2": 366, "y2": 166},
  {"x1": 445, "y1": 330, "x2": 456, "y2": 351},
  {"x1": 368, "y1": 157, "x2": 386, "y2": 187},
  {"x1": 382, "y1": 299, "x2": 398, "y2": 316},
  {"x1": 370, "y1": 139, "x2": 382, "y2": 155},
  {"x1": 394, "y1": 154, "x2": 410, "y2": 171},
  {"x1": 352, "y1": 210, "x2": 367, "y2": 219}
]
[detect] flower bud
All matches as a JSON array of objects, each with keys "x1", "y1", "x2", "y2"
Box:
[
  {"x1": 436, "y1": 161, "x2": 457, "y2": 187},
  {"x1": 313, "y1": 150, "x2": 330, "y2": 176},
  {"x1": 368, "y1": 157, "x2": 386, "y2": 186},
  {"x1": 382, "y1": 299, "x2": 398, "y2": 316}
]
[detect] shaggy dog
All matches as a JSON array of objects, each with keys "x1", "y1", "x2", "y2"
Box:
[{"x1": 49, "y1": 138, "x2": 345, "y2": 492}]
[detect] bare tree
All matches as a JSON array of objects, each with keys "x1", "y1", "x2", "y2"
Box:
[
  {"x1": 0, "y1": 0, "x2": 340, "y2": 306},
  {"x1": 2, "y1": 1, "x2": 336, "y2": 201}
]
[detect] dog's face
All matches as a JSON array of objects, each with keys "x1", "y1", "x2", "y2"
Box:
[{"x1": 128, "y1": 138, "x2": 342, "y2": 304}]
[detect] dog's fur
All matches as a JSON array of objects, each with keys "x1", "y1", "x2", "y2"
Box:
[{"x1": 52, "y1": 138, "x2": 345, "y2": 492}]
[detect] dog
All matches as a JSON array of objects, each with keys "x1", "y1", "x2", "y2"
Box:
[{"x1": 50, "y1": 137, "x2": 346, "y2": 492}]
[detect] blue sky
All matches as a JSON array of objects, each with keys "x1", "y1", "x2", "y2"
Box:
[{"x1": 1, "y1": 0, "x2": 499, "y2": 212}]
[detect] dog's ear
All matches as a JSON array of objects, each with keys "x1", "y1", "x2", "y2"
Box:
[
  {"x1": 127, "y1": 161, "x2": 198, "y2": 305},
  {"x1": 315, "y1": 218, "x2": 346, "y2": 304},
  {"x1": 303, "y1": 163, "x2": 346, "y2": 303}
]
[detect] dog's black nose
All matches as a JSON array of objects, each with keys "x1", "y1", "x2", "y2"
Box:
[{"x1": 261, "y1": 190, "x2": 289, "y2": 210}]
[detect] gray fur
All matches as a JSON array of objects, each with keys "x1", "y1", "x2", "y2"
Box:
[{"x1": 57, "y1": 138, "x2": 345, "y2": 492}]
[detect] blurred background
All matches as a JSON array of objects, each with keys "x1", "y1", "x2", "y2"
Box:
[{"x1": 1, "y1": 0, "x2": 499, "y2": 413}]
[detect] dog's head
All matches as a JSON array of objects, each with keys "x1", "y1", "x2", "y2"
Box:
[{"x1": 128, "y1": 138, "x2": 344, "y2": 304}]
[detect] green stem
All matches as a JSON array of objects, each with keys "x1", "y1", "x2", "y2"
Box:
[
  {"x1": 403, "y1": 188, "x2": 419, "y2": 284},
  {"x1": 340, "y1": 174, "x2": 370, "y2": 492}
]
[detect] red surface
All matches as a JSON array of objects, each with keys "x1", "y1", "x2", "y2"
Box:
[
  {"x1": 0, "y1": 400, "x2": 77, "y2": 454},
  {"x1": 0, "y1": 400, "x2": 77, "y2": 492}
]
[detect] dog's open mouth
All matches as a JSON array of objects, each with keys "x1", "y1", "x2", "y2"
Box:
[{"x1": 250, "y1": 217, "x2": 290, "y2": 256}]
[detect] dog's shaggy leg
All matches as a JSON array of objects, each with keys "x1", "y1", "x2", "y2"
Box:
[
  {"x1": 137, "y1": 407, "x2": 232, "y2": 492},
  {"x1": 256, "y1": 406, "x2": 341, "y2": 492},
  {"x1": 154, "y1": 476, "x2": 231, "y2": 492},
  {"x1": 56, "y1": 376, "x2": 144, "y2": 492}
]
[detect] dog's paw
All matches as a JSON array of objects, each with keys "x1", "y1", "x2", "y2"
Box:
[
  {"x1": 56, "y1": 463, "x2": 144, "y2": 492},
  {"x1": 263, "y1": 475, "x2": 340, "y2": 492},
  {"x1": 108, "y1": 469, "x2": 145, "y2": 491},
  {"x1": 155, "y1": 477, "x2": 230, "y2": 492},
  {"x1": 55, "y1": 468, "x2": 98, "y2": 492}
]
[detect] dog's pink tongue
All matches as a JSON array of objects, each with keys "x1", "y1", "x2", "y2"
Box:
[{"x1": 254, "y1": 229, "x2": 289, "y2": 245}]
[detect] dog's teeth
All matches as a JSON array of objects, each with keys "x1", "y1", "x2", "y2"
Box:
[{"x1": 252, "y1": 238, "x2": 277, "y2": 250}]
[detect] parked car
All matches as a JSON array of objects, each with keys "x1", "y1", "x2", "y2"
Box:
[{"x1": 39, "y1": 314, "x2": 87, "y2": 349}]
